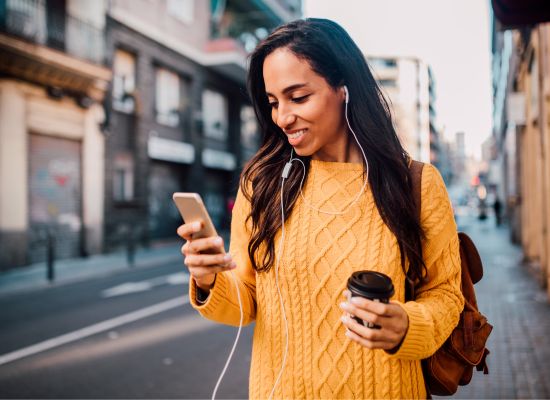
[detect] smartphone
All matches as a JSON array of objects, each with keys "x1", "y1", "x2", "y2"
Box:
[{"x1": 172, "y1": 192, "x2": 218, "y2": 240}]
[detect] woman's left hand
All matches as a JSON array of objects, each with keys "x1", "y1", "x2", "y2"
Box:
[{"x1": 340, "y1": 290, "x2": 409, "y2": 351}]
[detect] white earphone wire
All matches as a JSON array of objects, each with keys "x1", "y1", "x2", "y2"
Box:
[
  {"x1": 211, "y1": 272, "x2": 243, "y2": 399},
  {"x1": 269, "y1": 86, "x2": 370, "y2": 397},
  {"x1": 267, "y1": 178, "x2": 291, "y2": 400}
]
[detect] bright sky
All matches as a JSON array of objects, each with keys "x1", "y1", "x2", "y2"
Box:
[{"x1": 304, "y1": 0, "x2": 493, "y2": 158}]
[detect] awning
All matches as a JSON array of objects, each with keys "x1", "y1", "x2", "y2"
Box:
[{"x1": 492, "y1": 0, "x2": 550, "y2": 27}]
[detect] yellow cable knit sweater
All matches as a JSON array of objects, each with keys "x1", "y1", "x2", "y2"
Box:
[{"x1": 190, "y1": 160, "x2": 464, "y2": 399}]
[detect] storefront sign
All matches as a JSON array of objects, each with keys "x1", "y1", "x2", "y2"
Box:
[
  {"x1": 148, "y1": 136, "x2": 195, "y2": 164},
  {"x1": 202, "y1": 148, "x2": 236, "y2": 171}
]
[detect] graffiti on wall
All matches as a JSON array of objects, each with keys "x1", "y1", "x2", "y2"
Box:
[
  {"x1": 30, "y1": 159, "x2": 80, "y2": 230},
  {"x1": 29, "y1": 134, "x2": 82, "y2": 262}
]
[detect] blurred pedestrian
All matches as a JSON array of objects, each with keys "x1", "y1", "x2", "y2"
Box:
[
  {"x1": 177, "y1": 18, "x2": 463, "y2": 399},
  {"x1": 478, "y1": 198, "x2": 488, "y2": 220},
  {"x1": 493, "y1": 196, "x2": 502, "y2": 226}
]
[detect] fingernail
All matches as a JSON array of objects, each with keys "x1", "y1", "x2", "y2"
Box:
[
  {"x1": 339, "y1": 302, "x2": 348, "y2": 310},
  {"x1": 223, "y1": 254, "x2": 232, "y2": 262},
  {"x1": 341, "y1": 315, "x2": 347, "y2": 323},
  {"x1": 192, "y1": 221, "x2": 201, "y2": 231},
  {"x1": 350, "y1": 297, "x2": 361, "y2": 305},
  {"x1": 213, "y1": 237, "x2": 223, "y2": 246},
  {"x1": 345, "y1": 330, "x2": 352, "y2": 338},
  {"x1": 230, "y1": 262, "x2": 237, "y2": 269}
]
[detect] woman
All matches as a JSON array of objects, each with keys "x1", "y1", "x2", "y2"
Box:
[{"x1": 178, "y1": 18, "x2": 463, "y2": 399}]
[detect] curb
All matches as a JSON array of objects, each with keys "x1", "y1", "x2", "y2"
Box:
[{"x1": 0, "y1": 250, "x2": 182, "y2": 298}]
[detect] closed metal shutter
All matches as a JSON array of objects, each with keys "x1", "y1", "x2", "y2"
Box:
[{"x1": 28, "y1": 134, "x2": 82, "y2": 263}]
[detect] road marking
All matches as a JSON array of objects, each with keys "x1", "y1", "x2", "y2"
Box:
[
  {"x1": 0, "y1": 295, "x2": 189, "y2": 366},
  {"x1": 101, "y1": 282, "x2": 153, "y2": 297},
  {"x1": 101, "y1": 272, "x2": 190, "y2": 298}
]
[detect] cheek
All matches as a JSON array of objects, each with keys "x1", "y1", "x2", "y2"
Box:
[
  {"x1": 310, "y1": 101, "x2": 340, "y2": 129},
  {"x1": 329, "y1": 100, "x2": 346, "y2": 127},
  {"x1": 314, "y1": 94, "x2": 339, "y2": 117},
  {"x1": 301, "y1": 102, "x2": 322, "y2": 123}
]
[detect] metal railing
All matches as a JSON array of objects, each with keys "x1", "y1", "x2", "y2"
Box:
[{"x1": 1, "y1": 0, "x2": 106, "y2": 65}]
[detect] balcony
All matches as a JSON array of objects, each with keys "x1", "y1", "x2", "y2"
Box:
[
  {"x1": 211, "y1": 0, "x2": 300, "y2": 51},
  {"x1": 1, "y1": 0, "x2": 105, "y2": 64},
  {"x1": 0, "y1": 0, "x2": 110, "y2": 101}
]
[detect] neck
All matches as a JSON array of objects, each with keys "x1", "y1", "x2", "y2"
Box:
[{"x1": 312, "y1": 131, "x2": 363, "y2": 163}]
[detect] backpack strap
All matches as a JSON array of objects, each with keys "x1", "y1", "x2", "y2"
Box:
[
  {"x1": 410, "y1": 160, "x2": 424, "y2": 223},
  {"x1": 409, "y1": 161, "x2": 434, "y2": 398},
  {"x1": 406, "y1": 160, "x2": 424, "y2": 302}
]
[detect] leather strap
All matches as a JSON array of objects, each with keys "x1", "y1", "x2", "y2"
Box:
[
  {"x1": 410, "y1": 160, "x2": 424, "y2": 223},
  {"x1": 409, "y1": 161, "x2": 433, "y2": 399},
  {"x1": 406, "y1": 160, "x2": 424, "y2": 302}
]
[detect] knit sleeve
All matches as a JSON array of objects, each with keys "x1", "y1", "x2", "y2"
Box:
[
  {"x1": 189, "y1": 186, "x2": 257, "y2": 327},
  {"x1": 389, "y1": 164, "x2": 464, "y2": 360}
]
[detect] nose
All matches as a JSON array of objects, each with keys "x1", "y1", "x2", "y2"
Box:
[{"x1": 274, "y1": 104, "x2": 297, "y2": 129}]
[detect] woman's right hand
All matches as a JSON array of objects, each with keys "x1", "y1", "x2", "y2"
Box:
[{"x1": 177, "y1": 221, "x2": 236, "y2": 292}]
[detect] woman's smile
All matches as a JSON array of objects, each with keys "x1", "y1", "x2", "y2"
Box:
[
  {"x1": 285, "y1": 128, "x2": 308, "y2": 146},
  {"x1": 263, "y1": 47, "x2": 355, "y2": 162}
]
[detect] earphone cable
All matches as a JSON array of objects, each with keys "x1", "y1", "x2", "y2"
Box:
[
  {"x1": 211, "y1": 269, "x2": 244, "y2": 400},
  {"x1": 268, "y1": 178, "x2": 291, "y2": 400},
  {"x1": 217, "y1": 88, "x2": 367, "y2": 399}
]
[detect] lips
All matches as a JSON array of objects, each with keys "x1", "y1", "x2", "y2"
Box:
[{"x1": 285, "y1": 128, "x2": 308, "y2": 146}]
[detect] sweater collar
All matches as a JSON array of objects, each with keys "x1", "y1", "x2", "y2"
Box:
[{"x1": 309, "y1": 159, "x2": 364, "y2": 172}]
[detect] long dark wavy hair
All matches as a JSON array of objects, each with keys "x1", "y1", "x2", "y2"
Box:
[{"x1": 241, "y1": 18, "x2": 427, "y2": 286}]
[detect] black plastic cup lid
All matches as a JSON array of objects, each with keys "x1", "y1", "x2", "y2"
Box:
[{"x1": 347, "y1": 270, "x2": 395, "y2": 299}]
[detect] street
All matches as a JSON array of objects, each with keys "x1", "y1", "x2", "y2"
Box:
[
  {"x1": 0, "y1": 262, "x2": 253, "y2": 399},
  {"x1": 1, "y1": 212, "x2": 550, "y2": 399}
]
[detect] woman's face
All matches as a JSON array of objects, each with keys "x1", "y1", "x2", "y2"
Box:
[{"x1": 263, "y1": 47, "x2": 350, "y2": 161}]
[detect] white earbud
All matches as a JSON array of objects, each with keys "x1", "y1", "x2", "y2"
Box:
[{"x1": 344, "y1": 85, "x2": 349, "y2": 104}]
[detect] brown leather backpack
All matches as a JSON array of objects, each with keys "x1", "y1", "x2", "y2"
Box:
[{"x1": 408, "y1": 160, "x2": 493, "y2": 396}]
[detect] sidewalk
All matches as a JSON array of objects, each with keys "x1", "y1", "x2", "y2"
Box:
[
  {"x1": 0, "y1": 229, "x2": 232, "y2": 298},
  {"x1": 449, "y1": 213, "x2": 550, "y2": 399},
  {"x1": 0, "y1": 240, "x2": 183, "y2": 297}
]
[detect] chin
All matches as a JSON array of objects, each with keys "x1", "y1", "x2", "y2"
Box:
[{"x1": 292, "y1": 146, "x2": 314, "y2": 157}]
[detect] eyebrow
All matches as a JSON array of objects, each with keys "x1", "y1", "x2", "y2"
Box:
[{"x1": 265, "y1": 83, "x2": 309, "y2": 97}]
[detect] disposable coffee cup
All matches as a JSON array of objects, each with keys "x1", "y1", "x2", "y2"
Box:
[{"x1": 346, "y1": 270, "x2": 395, "y2": 329}]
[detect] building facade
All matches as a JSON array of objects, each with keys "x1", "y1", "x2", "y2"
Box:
[
  {"x1": 0, "y1": 0, "x2": 111, "y2": 269},
  {"x1": 367, "y1": 56, "x2": 438, "y2": 166},
  {"x1": 103, "y1": 0, "x2": 301, "y2": 250},
  {"x1": 0, "y1": 0, "x2": 301, "y2": 270},
  {"x1": 491, "y1": 3, "x2": 550, "y2": 299}
]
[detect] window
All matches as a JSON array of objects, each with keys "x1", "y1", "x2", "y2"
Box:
[
  {"x1": 379, "y1": 79, "x2": 397, "y2": 88},
  {"x1": 530, "y1": 53, "x2": 539, "y2": 122},
  {"x1": 167, "y1": 0, "x2": 194, "y2": 24},
  {"x1": 155, "y1": 67, "x2": 180, "y2": 127},
  {"x1": 241, "y1": 105, "x2": 258, "y2": 148},
  {"x1": 369, "y1": 58, "x2": 397, "y2": 69},
  {"x1": 202, "y1": 89, "x2": 228, "y2": 140},
  {"x1": 113, "y1": 153, "x2": 134, "y2": 201},
  {"x1": 112, "y1": 49, "x2": 136, "y2": 113}
]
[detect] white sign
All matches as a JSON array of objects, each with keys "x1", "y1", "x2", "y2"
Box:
[
  {"x1": 507, "y1": 92, "x2": 526, "y2": 126},
  {"x1": 148, "y1": 136, "x2": 195, "y2": 164},
  {"x1": 202, "y1": 148, "x2": 236, "y2": 171}
]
